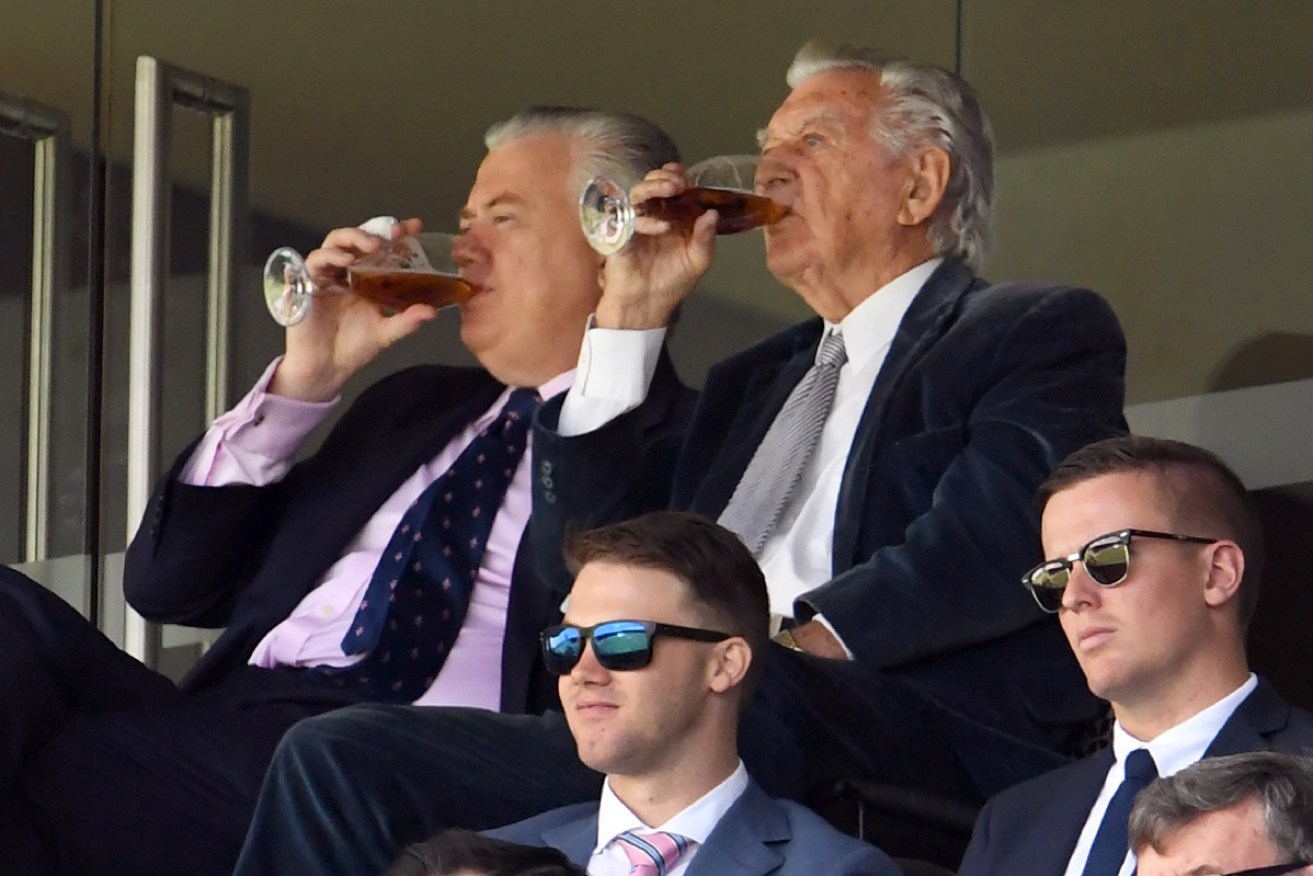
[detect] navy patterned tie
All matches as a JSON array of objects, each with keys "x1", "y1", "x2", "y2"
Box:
[
  {"x1": 1081, "y1": 748, "x2": 1158, "y2": 876},
  {"x1": 319, "y1": 387, "x2": 538, "y2": 702}
]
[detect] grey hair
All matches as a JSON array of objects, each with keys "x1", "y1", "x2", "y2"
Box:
[
  {"x1": 1128, "y1": 751, "x2": 1313, "y2": 861},
  {"x1": 784, "y1": 40, "x2": 995, "y2": 272},
  {"x1": 485, "y1": 106, "x2": 680, "y2": 202}
]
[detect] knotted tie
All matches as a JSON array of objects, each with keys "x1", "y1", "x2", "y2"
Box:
[
  {"x1": 321, "y1": 387, "x2": 538, "y2": 702},
  {"x1": 719, "y1": 330, "x2": 847, "y2": 555},
  {"x1": 1081, "y1": 748, "x2": 1158, "y2": 876},
  {"x1": 615, "y1": 830, "x2": 690, "y2": 876}
]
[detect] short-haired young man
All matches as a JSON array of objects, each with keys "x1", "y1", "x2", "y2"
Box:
[
  {"x1": 959, "y1": 436, "x2": 1313, "y2": 876},
  {"x1": 490, "y1": 511, "x2": 898, "y2": 876}
]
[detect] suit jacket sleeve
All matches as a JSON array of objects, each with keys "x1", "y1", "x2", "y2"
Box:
[
  {"x1": 798, "y1": 285, "x2": 1127, "y2": 668},
  {"x1": 122, "y1": 450, "x2": 293, "y2": 628},
  {"x1": 529, "y1": 353, "x2": 697, "y2": 594},
  {"x1": 121, "y1": 366, "x2": 426, "y2": 629}
]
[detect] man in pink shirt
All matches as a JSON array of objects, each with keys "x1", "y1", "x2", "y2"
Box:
[{"x1": 0, "y1": 106, "x2": 691, "y2": 876}]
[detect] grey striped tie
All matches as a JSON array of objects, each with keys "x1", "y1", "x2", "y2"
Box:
[{"x1": 719, "y1": 331, "x2": 847, "y2": 555}]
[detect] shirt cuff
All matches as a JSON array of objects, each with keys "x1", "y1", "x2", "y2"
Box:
[
  {"x1": 179, "y1": 356, "x2": 338, "y2": 486},
  {"x1": 557, "y1": 315, "x2": 666, "y2": 437},
  {"x1": 811, "y1": 613, "x2": 856, "y2": 660}
]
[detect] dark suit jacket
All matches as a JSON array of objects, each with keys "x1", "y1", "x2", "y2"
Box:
[
  {"x1": 123, "y1": 357, "x2": 695, "y2": 715},
  {"x1": 489, "y1": 778, "x2": 901, "y2": 876},
  {"x1": 532, "y1": 259, "x2": 1127, "y2": 793},
  {"x1": 958, "y1": 679, "x2": 1313, "y2": 876}
]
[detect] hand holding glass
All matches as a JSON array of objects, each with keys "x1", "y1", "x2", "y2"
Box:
[
  {"x1": 262, "y1": 231, "x2": 473, "y2": 327},
  {"x1": 579, "y1": 154, "x2": 787, "y2": 255}
]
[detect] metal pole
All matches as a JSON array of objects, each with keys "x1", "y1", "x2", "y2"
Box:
[{"x1": 126, "y1": 56, "x2": 249, "y2": 666}]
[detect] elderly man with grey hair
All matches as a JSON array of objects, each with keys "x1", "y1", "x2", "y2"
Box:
[
  {"x1": 233, "y1": 41, "x2": 1126, "y2": 876},
  {"x1": 1130, "y1": 751, "x2": 1313, "y2": 876}
]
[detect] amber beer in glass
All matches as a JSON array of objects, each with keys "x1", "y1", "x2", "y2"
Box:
[
  {"x1": 580, "y1": 154, "x2": 785, "y2": 255},
  {"x1": 642, "y1": 187, "x2": 788, "y2": 235},
  {"x1": 263, "y1": 230, "x2": 469, "y2": 327},
  {"x1": 347, "y1": 266, "x2": 472, "y2": 313}
]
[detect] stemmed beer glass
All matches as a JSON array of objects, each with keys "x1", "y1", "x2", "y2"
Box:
[
  {"x1": 579, "y1": 154, "x2": 787, "y2": 256},
  {"x1": 262, "y1": 231, "x2": 472, "y2": 327}
]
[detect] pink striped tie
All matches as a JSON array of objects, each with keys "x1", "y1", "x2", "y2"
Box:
[{"x1": 615, "y1": 830, "x2": 690, "y2": 876}]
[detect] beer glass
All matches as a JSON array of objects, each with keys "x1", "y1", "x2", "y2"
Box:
[
  {"x1": 579, "y1": 154, "x2": 787, "y2": 256},
  {"x1": 262, "y1": 231, "x2": 473, "y2": 327}
]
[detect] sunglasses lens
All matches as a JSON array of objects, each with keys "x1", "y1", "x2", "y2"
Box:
[
  {"x1": 1085, "y1": 541, "x2": 1129, "y2": 586},
  {"x1": 591, "y1": 621, "x2": 654, "y2": 671},
  {"x1": 542, "y1": 626, "x2": 583, "y2": 675},
  {"x1": 1028, "y1": 564, "x2": 1069, "y2": 612}
]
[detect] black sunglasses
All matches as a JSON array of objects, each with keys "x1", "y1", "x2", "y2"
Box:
[
  {"x1": 540, "y1": 620, "x2": 731, "y2": 675},
  {"x1": 1223, "y1": 864, "x2": 1310, "y2": 876},
  {"x1": 1021, "y1": 528, "x2": 1217, "y2": 613}
]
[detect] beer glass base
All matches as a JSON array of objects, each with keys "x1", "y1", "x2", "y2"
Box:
[
  {"x1": 264, "y1": 247, "x2": 313, "y2": 327},
  {"x1": 579, "y1": 175, "x2": 635, "y2": 256}
]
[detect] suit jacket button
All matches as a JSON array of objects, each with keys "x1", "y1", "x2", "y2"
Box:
[{"x1": 539, "y1": 460, "x2": 554, "y2": 476}]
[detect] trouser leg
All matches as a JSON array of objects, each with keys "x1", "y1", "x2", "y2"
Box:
[
  {"x1": 233, "y1": 704, "x2": 603, "y2": 876},
  {"x1": 20, "y1": 693, "x2": 332, "y2": 876},
  {"x1": 0, "y1": 566, "x2": 178, "y2": 782}
]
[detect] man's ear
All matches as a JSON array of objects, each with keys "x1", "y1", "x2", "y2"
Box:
[
  {"x1": 897, "y1": 146, "x2": 950, "y2": 227},
  {"x1": 707, "y1": 637, "x2": 752, "y2": 694},
  {"x1": 1202, "y1": 540, "x2": 1245, "y2": 610}
]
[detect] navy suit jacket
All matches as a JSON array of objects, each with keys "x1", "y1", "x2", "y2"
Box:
[
  {"x1": 532, "y1": 259, "x2": 1128, "y2": 796},
  {"x1": 122, "y1": 357, "x2": 695, "y2": 714},
  {"x1": 488, "y1": 779, "x2": 901, "y2": 876},
  {"x1": 958, "y1": 679, "x2": 1313, "y2": 876}
]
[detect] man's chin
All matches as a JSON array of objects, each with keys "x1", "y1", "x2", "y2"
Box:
[{"x1": 764, "y1": 242, "x2": 811, "y2": 289}]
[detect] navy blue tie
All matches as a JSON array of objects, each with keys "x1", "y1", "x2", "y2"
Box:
[
  {"x1": 318, "y1": 387, "x2": 538, "y2": 702},
  {"x1": 1082, "y1": 748, "x2": 1158, "y2": 876}
]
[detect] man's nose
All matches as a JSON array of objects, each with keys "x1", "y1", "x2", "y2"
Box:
[
  {"x1": 452, "y1": 231, "x2": 485, "y2": 271},
  {"x1": 569, "y1": 640, "x2": 610, "y2": 682},
  {"x1": 755, "y1": 152, "x2": 794, "y2": 194},
  {"x1": 1061, "y1": 564, "x2": 1101, "y2": 611}
]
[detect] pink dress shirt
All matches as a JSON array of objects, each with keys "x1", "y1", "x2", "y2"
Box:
[{"x1": 180, "y1": 357, "x2": 573, "y2": 709}]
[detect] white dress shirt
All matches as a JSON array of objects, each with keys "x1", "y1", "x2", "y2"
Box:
[
  {"x1": 559, "y1": 259, "x2": 941, "y2": 645},
  {"x1": 588, "y1": 762, "x2": 750, "y2": 876},
  {"x1": 1062, "y1": 673, "x2": 1259, "y2": 876}
]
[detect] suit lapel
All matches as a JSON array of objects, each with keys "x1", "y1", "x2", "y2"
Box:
[
  {"x1": 685, "y1": 782, "x2": 786, "y2": 876},
  {"x1": 692, "y1": 323, "x2": 822, "y2": 517},
  {"x1": 1205, "y1": 679, "x2": 1289, "y2": 757},
  {"x1": 1013, "y1": 751, "x2": 1114, "y2": 873},
  {"x1": 265, "y1": 369, "x2": 504, "y2": 624},
  {"x1": 542, "y1": 812, "x2": 600, "y2": 867},
  {"x1": 1028, "y1": 682, "x2": 1285, "y2": 872},
  {"x1": 832, "y1": 260, "x2": 979, "y2": 568},
  {"x1": 341, "y1": 375, "x2": 505, "y2": 528}
]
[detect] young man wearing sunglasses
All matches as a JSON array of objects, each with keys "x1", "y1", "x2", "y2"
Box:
[
  {"x1": 488, "y1": 510, "x2": 898, "y2": 875},
  {"x1": 1129, "y1": 751, "x2": 1313, "y2": 876},
  {"x1": 958, "y1": 435, "x2": 1313, "y2": 876}
]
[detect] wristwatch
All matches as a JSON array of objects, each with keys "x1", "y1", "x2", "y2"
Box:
[{"x1": 772, "y1": 628, "x2": 803, "y2": 651}]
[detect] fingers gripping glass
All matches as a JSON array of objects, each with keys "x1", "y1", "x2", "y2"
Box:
[
  {"x1": 578, "y1": 154, "x2": 787, "y2": 256},
  {"x1": 540, "y1": 620, "x2": 730, "y2": 675},
  {"x1": 1021, "y1": 528, "x2": 1218, "y2": 613},
  {"x1": 262, "y1": 231, "x2": 472, "y2": 327}
]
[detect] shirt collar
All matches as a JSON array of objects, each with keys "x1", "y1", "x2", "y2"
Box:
[
  {"x1": 1112, "y1": 673, "x2": 1258, "y2": 777},
  {"x1": 537, "y1": 369, "x2": 576, "y2": 402},
  {"x1": 594, "y1": 761, "x2": 750, "y2": 852},
  {"x1": 821, "y1": 258, "x2": 942, "y2": 373},
  {"x1": 475, "y1": 370, "x2": 575, "y2": 430}
]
